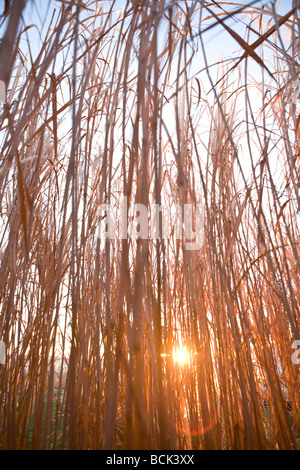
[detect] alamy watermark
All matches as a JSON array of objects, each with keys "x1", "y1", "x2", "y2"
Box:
[
  {"x1": 291, "y1": 80, "x2": 300, "y2": 105},
  {"x1": 97, "y1": 197, "x2": 204, "y2": 250},
  {"x1": 292, "y1": 340, "x2": 300, "y2": 365},
  {"x1": 0, "y1": 340, "x2": 5, "y2": 364},
  {"x1": 0, "y1": 80, "x2": 5, "y2": 104}
]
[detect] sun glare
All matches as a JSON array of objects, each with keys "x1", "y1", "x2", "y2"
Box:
[{"x1": 172, "y1": 346, "x2": 190, "y2": 366}]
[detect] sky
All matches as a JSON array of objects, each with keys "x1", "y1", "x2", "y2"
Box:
[
  {"x1": 0, "y1": 0, "x2": 294, "y2": 88},
  {"x1": 0, "y1": 0, "x2": 296, "y2": 190},
  {"x1": 0, "y1": 0, "x2": 294, "y2": 60}
]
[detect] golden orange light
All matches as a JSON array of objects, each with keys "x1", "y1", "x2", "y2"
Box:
[{"x1": 172, "y1": 346, "x2": 190, "y2": 366}]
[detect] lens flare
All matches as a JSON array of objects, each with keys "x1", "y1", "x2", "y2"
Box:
[{"x1": 172, "y1": 346, "x2": 190, "y2": 366}]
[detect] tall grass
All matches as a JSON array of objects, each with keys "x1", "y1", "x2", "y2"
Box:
[{"x1": 0, "y1": 0, "x2": 299, "y2": 449}]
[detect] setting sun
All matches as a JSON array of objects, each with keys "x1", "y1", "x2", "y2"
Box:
[{"x1": 172, "y1": 346, "x2": 190, "y2": 366}]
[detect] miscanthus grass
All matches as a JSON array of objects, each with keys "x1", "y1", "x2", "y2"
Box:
[{"x1": 0, "y1": 0, "x2": 299, "y2": 450}]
